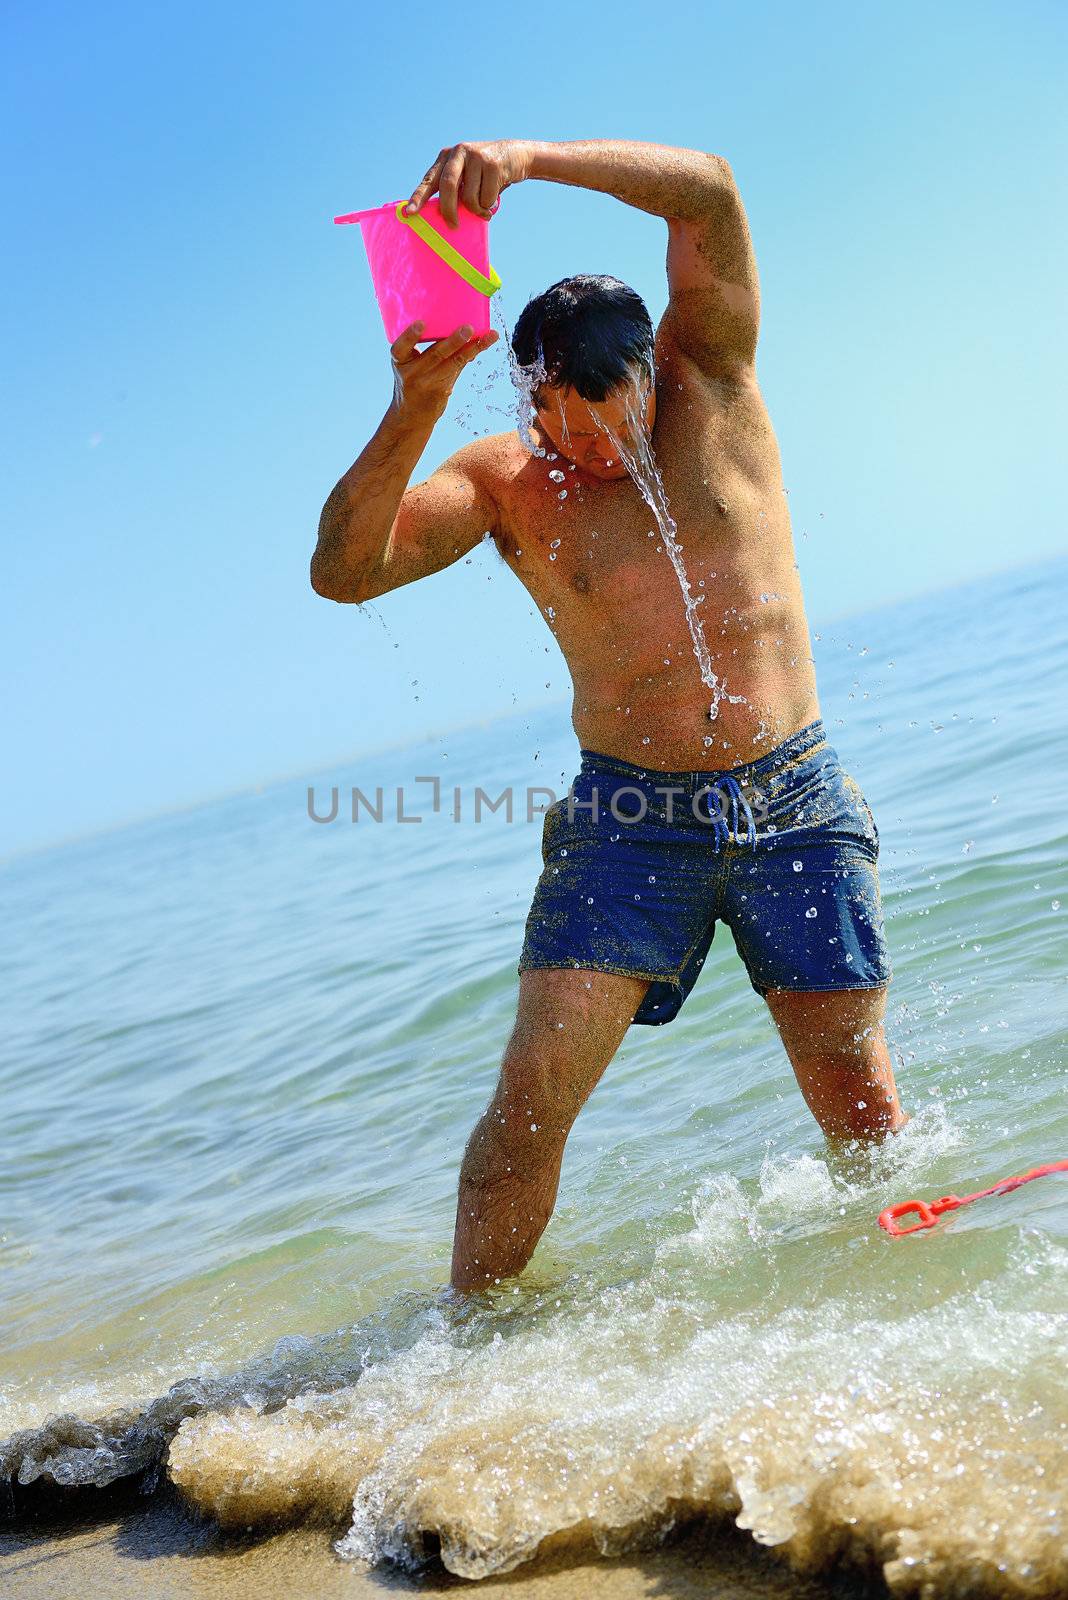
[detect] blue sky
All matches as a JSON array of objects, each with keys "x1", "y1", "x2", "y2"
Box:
[{"x1": 2, "y1": 0, "x2": 1065, "y2": 857}]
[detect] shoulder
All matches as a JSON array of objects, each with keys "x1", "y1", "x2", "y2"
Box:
[
  {"x1": 444, "y1": 430, "x2": 530, "y2": 504},
  {"x1": 428, "y1": 431, "x2": 529, "y2": 551}
]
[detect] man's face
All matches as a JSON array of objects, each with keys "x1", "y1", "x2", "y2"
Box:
[{"x1": 533, "y1": 373, "x2": 657, "y2": 483}]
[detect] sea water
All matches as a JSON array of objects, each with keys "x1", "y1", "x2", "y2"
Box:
[{"x1": 1, "y1": 556, "x2": 1067, "y2": 1596}]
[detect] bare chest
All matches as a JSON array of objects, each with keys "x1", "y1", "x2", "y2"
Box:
[{"x1": 493, "y1": 377, "x2": 792, "y2": 653}]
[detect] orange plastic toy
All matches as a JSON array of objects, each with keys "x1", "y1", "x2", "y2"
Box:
[{"x1": 878, "y1": 1159, "x2": 1068, "y2": 1236}]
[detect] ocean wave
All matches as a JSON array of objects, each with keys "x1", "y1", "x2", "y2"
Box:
[
  {"x1": 164, "y1": 1251, "x2": 1067, "y2": 1596},
  {"x1": 6, "y1": 1117, "x2": 1064, "y2": 1599}
]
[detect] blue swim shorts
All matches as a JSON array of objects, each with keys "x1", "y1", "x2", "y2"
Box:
[{"x1": 518, "y1": 718, "x2": 891, "y2": 1025}]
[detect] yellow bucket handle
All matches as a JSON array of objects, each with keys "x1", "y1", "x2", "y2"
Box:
[{"x1": 396, "y1": 203, "x2": 502, "y2": 298}]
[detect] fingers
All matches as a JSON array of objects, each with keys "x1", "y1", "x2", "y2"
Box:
[
  {"x1": 420, "y1": 325, "x2": 499, "y2": 371},
  {"x1": 407, "y1": 144, "x2": 503, "y2": 222},
  {"x1": 460, "y1": 153, "x2": 491, "y2": 220},
  {"x1": 478, "y1": 161, "x2": 502, "y2": 215},
  {"x1": 438, "y1": 148, "x2": 466, "y2": 227},
  {"x1": 456, "y1": 330, "x2": 499, "y2": 365},
  {"x1": 455, "y1": 329, "x2": 500, "y2": 368},
  {"x1": 393, "y1": 325, "x2": 498, "y2": 416},
  {"x1": 389, "y1": 320, "x2": 425, "y2": 363},
  {"x1": 406, "y1": 154, "x2": 444, "y2": 216},
  {"x1": 419, "y1": 324, "x2": 477, "y2": 369}
]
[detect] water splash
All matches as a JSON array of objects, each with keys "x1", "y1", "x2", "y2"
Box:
[
  {"x1": 595, "y1": 375, "x2": 741, "y2": 724},
  {"x1": 492, "y1": 299, "x2": 545, "y2": 457},
  {"x1": 492, "y1": 308, "x2": 734, "y2": 724}
]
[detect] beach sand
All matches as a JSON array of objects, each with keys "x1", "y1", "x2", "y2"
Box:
[{"x1": 0, "y1": 1488, "x2": 876, "y2": 1600}]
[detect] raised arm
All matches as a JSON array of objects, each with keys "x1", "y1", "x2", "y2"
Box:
[
  {"x1": 311, "y1": 321, "x2": 499, "y2": 604},
  {"x1": 406, "y1": 138, "x2": 760, "y2": 381}
]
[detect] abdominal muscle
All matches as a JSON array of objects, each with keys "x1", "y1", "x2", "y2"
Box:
[
  {"x1": 491, "y1": 373, "x2": 822, "y2": 770},
  {"x1": 497, "y1": 489, "x2": 821, "y2": 771},
  {"x1": 566, "y1": 599, "x2": 821, "y2": 771}
]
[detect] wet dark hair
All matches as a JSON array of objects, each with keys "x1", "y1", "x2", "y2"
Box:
[{"x1": 511, "y1": 274, "x2": 655, "y2": 402}]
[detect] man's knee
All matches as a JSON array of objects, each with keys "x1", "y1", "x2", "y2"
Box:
[
  {"x1": 790, "y1": 1042, "x2": 883, "y2": 1085},
  {"x1": 494, "y1": 1042, "x2": 583, "y2": 1142},
  {"x1": 460, "y1": 1088, "x2": 568, "y2": 1196},
  {"x1": 789, "y1": 1042, "x2": 905, "y2": 1140}
]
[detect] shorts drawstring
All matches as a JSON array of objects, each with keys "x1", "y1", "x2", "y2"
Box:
[
  {"x1": 696, "y1": 772, "x2": 758, "y2": 850},
  {"x1": 723, "y1": 772, "x2": 758, "y2": 848}
]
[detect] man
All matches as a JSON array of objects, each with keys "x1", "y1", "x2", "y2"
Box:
[{"x1": 312, "y1": 139, "x2": 908, "y2": 1293}]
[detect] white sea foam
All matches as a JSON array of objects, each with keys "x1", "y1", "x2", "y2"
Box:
[{"x1": 159, "y1": 1222, "x2": 1067, "y2": 1596}]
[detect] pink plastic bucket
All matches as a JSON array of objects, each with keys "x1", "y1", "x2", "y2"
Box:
[{"x1": 334, "y1": 197, "x2": 501, "y2": 343}]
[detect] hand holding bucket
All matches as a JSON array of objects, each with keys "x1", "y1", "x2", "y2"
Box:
[
  {"x1": 334, "y1": 196, "x2": 502, "y2": 343},
  {"x1": 386, "y1": 318, "x2": 498, "y2": 424}
]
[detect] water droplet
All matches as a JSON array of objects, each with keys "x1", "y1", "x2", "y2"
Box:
[
  {"x1": 805, "y1": 906, "x2": 818, "y2": 918},
  {"x1": 548, "y1": 468, "x2": 565, "y2": 482},
  {"x1": 1053, "y1": 900, "x2": 1062, "y2": 911},
  {"x1": 550, "y1": 538, "x2": 561, "y2": 548},
  {"x1": 793, "y1": 860, "x2": 803, "y2": 872}
]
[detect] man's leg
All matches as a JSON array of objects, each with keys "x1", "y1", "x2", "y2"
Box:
[
  {"x1": 451, "y1": 967, "x2": 650, "y2": 1291},
  {"x1": 765, "y1": 984, "x2": 909, "y2": 1142}
]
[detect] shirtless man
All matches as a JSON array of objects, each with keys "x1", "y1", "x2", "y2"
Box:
[{"x1": 312, "y1": 139, "x2": 908, "y2": 1292}]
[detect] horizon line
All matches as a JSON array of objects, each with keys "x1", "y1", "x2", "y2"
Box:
[{"x1": 3, "y1": 547, "x2": 1064, "y2": 867}]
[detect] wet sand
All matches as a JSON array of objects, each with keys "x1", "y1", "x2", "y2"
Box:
[{"x1": 0, "y1": 1490, "x2": 880, "y2": 1600}]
